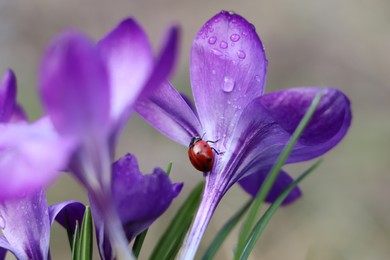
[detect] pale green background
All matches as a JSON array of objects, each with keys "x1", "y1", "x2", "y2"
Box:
[{"x1": 0, "y1": 0, "x2": 389, "y2": 259}]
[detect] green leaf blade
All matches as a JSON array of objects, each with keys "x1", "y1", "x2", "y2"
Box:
[
  {"x1": 71, "y1": 221, "x2": 79, "y2": 260},
  {"x1": 235, "y1": 91, "x2": 323, "y2": 259},
  {"x1": 239, "y1": 159, "x2": 323, "y2": 259},
  {"x1": 202, "y1": 200, "x2": 252, "y2": 260},
  {"x1": 78, "y1": 205, "x2": 93, "y2": 260},
  {"x1": 150, "y1": 180, "x2": 204, "y2": 260}
]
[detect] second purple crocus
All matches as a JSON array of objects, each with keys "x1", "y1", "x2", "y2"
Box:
[{"x1": 90, "y1": 153, "x2": 183, "y2": 260}]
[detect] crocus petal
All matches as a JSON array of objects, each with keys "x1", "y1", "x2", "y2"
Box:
[
  {"x1": 10, "y1": 104, "x2": 27, "y2": 123},
  {"x1": 97, "y1": 18, "x2": 153, "y2": 123},
  {"x1": 40, "y1": 30, "x2": 110, "y2": 139},
  {"x1": 0, "y1": 236, "x2": 12, "y2": 259},
  {"x1": 112, "y1": 154, "x2": 183, "y2": 240},
  {"x1": 49, "y1": 201, "x2": 85, "y2": 234},
  {"x1": 135, "y1": 81, "x2": 202, "y2": 146},
  {"x1": 90, "y1": 153, "x2": 183, "y2": 259},
  {"x1": 0, "y1": 69, "x2": 17, "y2": 123},
  {"x1": 190, "y1": 11, "x2": 267, "y2": 142},
  {"x1": 238, "y1": 169, "x2": 302, "y2": 205},
  {"x1": 108, "y1": 25, "x2": 180, "y2": 148},
  {"x1": 226, "y1": 87, "x2": 351, "y2": 185},
  {"x1": 139, "y1": 26, "x2": 180, "y2": 100},
  {"x1": 0, "y1": 117, "x2": 76, "y2": 199},
  {"x1": 0, "y1": 190, "x2": 50, "y2": 260}
]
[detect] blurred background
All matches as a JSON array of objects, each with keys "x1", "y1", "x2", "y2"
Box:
[{"x1": 1, "y1": 0, "x2": 389, "y2": 259}]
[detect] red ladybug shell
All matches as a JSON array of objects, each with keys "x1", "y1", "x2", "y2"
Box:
[{"x1": 188, "y1": 136, "x2": 214, "y2": 172}]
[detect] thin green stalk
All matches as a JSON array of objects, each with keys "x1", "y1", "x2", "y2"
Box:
[
  {"x1": 239, "y1": 159, "x2": 322, "y2": 259},
  {"x1": 234, "y1": 91, "x2": 323, "y2": 259},
  {"x1": 78, "y1": 206, "x2": 93, "y2": 260},
  {"x1": 150, "y1": 181, "x2": 204, "y2": 259},
  {"x1": 202, "y1": 200, "x2": 252, "y2": 260}
]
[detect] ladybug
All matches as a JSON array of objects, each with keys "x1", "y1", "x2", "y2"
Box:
[{"x1": 188, "y1": 136, "x2": 218, "y2": 172}]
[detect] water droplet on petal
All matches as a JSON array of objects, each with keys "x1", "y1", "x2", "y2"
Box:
[
  {"x1": 230, "y1": 34, "x2": 240, "y2": 42},
  {"x1": 222, "y1": 76, "x2": 235, "y2": 92},
  {"x1": 18, "y1": 192, "x2": 27, "y2": 199},
  {"x1": 220, "y1": 41, "x2": 228, "y2": 49},
  {"x1": 208, "y1": 36, "x2": 217, "y2": 45},
  {"x1": 0, "y1": 216, "x2": 5, "y2": 229},
  {"x1": 212, "y1": 48, "x2": 223, "y2": 56},
  {"x1": 255, "y1": 75, "x2": 262, "y2": 82},
  {"x1": 237, "y1": 50, "x2": 246, "y2": 59}
]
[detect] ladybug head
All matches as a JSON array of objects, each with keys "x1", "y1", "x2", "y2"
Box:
[{"x1": 189, "y1": 136, "x2": 202, "y2": 148}]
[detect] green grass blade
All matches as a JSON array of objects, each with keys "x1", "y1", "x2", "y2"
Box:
[
  {"x1": 202, "y1": 200, "x2": 252, "y2": 260},
  {"x1": 78, "y1": 205, "x2": 93, "y2": 260},
  {"x1": 239, "y1": 159, "x2": 323, "y2": 259},
  {"x1": 234, "y1": 91, "x2": 323, "y2": 259},
  {"x1": 150, "y1": 180, "x2": 204, "y2": 260},
  {"x1": 132, "y1": 227, "x2": 148, "y2": 258},
  {"x1": 133, "y1": 162, "x2": 174, "y2": 257},
  {"x1": 71, "y1": 221, "x2": 79, "y2": 260},
  {"x1": 166, "y1": 161, "x2": 173, "y2": 176}
]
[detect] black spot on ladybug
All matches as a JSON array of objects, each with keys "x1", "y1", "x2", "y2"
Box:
[
  {"x1": 203, "y1": 165, "x2": 208, "y2": 171},
  {"x1": 207, "y1": 157, "x2": 212, "y2": 162},
  {"x1": 197, "y1": 151, "x2": 201, "y2": 154},
  {"x1": 203, "y1": 144, "x2": 207, "y2": 148}
]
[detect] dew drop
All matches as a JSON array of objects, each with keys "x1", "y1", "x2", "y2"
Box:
[
  {"x1": 18, "y1": 192, "x2": 27, "y2": 199},
  {"x1": 208, "y1": 36, "x2": 217, "y2": 45},
  {"x1": 255, "y1": 75, "x2": 262, "y2": 82},
  {"x1": 222, "y1": 76, "x2": 235, "y2": 92},
  {"x1": 237, "y1": 50, "x2": 246, "y2": 59},
  {"x1": 0, "y1": 216, "x2": 5, "y2": 229},
  {"x1": 212, "y1": 48, "x2": 223, "y2": 56},
  {"x1": 230, "y1": 34, "x2": 240, "y2": 42},
  {"x1": 220, "y1": 41, "x2": 228, "y2": 49}
]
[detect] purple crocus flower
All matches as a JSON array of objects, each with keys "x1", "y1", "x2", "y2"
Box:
[
  {"x1": 0, "y1": 18, "x2": 179, "y2": 258},
  {"x1": 90, "y1": 153, "x2": 183, "y2": 260},
  {"x1": 0, "y1": 69, "x2": 85, "y2": 260},
  {"x1": 135, "y1": 11, "x2": 352, "y2": 258}
]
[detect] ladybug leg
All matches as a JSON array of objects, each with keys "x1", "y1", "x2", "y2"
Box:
[
  {"x1": 206, "y1": 139, "x2": 219, "y2": 144},
  {"x1": 211, "y1": 147, "x2": 224, "y2": 155}
]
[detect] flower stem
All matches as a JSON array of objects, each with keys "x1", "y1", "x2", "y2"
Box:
[
  {"x1": 177, "y1": 177, "x2": 224, "y2": 259},
  {"x1": 92, "y1": 190, "x2": 134, "y2": 260}
]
